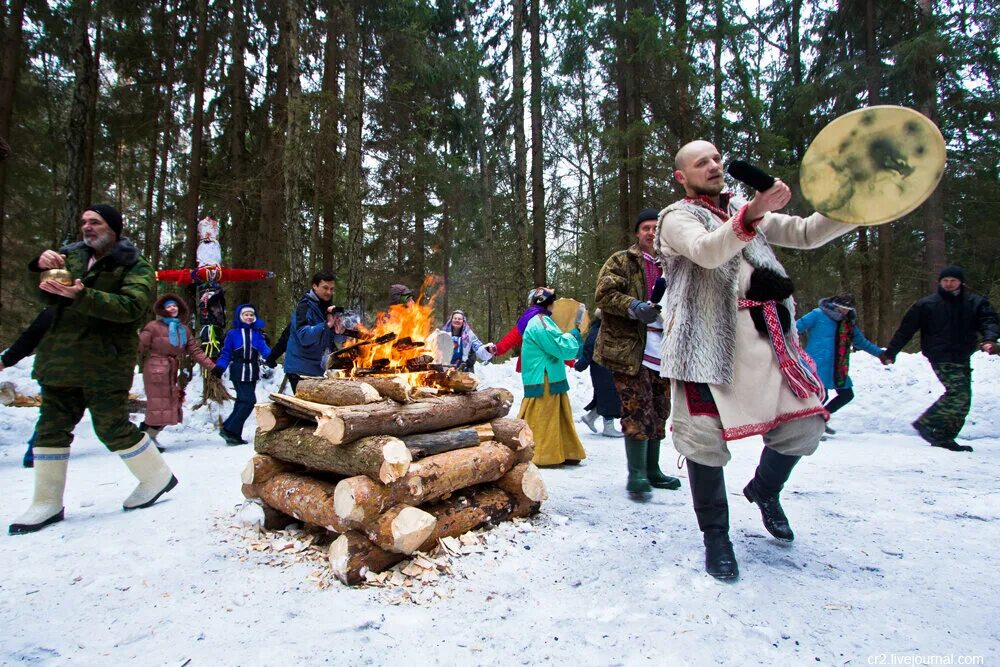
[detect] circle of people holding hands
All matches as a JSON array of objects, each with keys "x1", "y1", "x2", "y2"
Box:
[{"x1": 5, "y1": 141, "x2": 998, "y2": 583}]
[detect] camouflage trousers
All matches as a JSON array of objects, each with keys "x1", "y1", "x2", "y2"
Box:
[
  {"x1": 612, "y1": 366, "x2": 670, "y2": 441},
  {"x1": 916, "y1": 362, "x2": 972, "y2": 443},
  {"x1": 35, "y1": 384, "x2": 144, "y2": 453}
]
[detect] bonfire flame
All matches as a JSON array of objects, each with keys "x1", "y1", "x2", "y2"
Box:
[{"x1": 351, "y1": 276, "x2": 444, "y2": 385}]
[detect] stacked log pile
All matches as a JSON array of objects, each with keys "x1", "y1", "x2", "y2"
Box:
[{"x1": 243, "y1": 374, "x2": 546, "y2": 586}]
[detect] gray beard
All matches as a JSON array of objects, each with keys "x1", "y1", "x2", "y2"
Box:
[{"x1": 84, "y1": 231, "x2": 115, "y2": 255}]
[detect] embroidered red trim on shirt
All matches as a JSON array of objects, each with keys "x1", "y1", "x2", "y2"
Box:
[
  {"x1": 721, "y1": 406, "x2": 829, "y2": 441},
  {"x1": 684, "y1": 195, "x2": 757, "y2": 242},
  {"x1": 731, "y1": 204, "x2": 758, "y2": 243},
  {"x1": 684, "y1": 382, "x2": 720, "y2": 417}
]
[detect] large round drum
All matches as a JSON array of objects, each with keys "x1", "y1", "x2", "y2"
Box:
[
  {"x1": 549, "y1": 298, "x2": 589, "y2": 334},
  {"x1": 800, "y1": 106, "x2": 945, "y2": 225}
]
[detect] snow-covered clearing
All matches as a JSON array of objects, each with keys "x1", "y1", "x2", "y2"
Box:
[{"x1": 1, "y1": 353, "x2": 998, "y2": 665}]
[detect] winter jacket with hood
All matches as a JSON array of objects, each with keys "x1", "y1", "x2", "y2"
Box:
[
  {"x1": 1, "y1": 308, "x2": 55, "y2": 368},
  {"x1": 139, "y1": 295, "x2": 216, "y2": 426},
  {"x1": 885, "y1": 286, "x2": 999, "y2": 365},
  {"x1": 796, "y1": 298, "x2": 882, "y2": 390},
  {"x1": 216, "y1": 304, "x2": 271, "y2": 383},
  {"x1": 29, "y1": 237, "x2": 155, "y2": 390},
  {"x1": 284, "y1": 290, "x2": 332, "y2": 377}
]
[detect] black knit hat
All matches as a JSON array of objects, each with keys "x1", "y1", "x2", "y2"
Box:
[
  {"x1": 635, "y1": 208, "x2": 659, "y2": 232},
  {"x1": 938, "y1": 265, "x2": 965, "y2": 283},
  {"x1": 85, "y1": 204, "x2": 123, "y2": 239}
]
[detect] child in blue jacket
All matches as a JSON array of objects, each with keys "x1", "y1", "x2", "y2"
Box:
[{"x1": 211, "y1": 304, "x2": 271, "y2": 445}]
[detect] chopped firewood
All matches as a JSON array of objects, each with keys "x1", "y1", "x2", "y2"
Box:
[
  {"x1": 294, "y1": 378, "x2": 382, "y2": 406},
  {"x1": 254, "y1": 402, "x2": 297, "y2": 433},
  {"x1": 255, "y1": 427, "x2": 411, "y2": 483},
  {"x1": 366, "y1": 505, "x2": 437, "y2": 555},
  {"x1": 423, "y1": 370, "x2": 478, "y2": 393},
  {"x1": 494, "y1": 463, "x2": 546, "y2": 517},
  {"x1": 333, "y1": 441, "x2": 517, "y2": 525},
  {"x1": 241, "y1": 454, "x2": 296, "y2": 487},
  {"x1": 328, "y1": 531, "x2": 406, "y2": 586},
  {"x1": 402, "y1": 429, "x2": 481, "y2": 459},
  {"x1": 249, "y1": 471, "x2": 352, "y2": 534},
  {"x1": 292, "y1": 387, "x2": 514, "y2": 446},
  {"x1": 357, "y1": 375, "x2": 412, "y2": 403}
]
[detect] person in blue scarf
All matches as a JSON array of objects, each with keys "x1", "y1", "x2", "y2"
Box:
[
  {"x1": 138, "y1": 295, "x2": 217, "y2": 450},
  {"x1": 440, "y1": 310, "x2": 491, "y2": 371},
  {"x1": 211, "y1": 304, "x2": 271, "y2": 445}
]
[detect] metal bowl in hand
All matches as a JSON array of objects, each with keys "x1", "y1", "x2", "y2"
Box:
[{"x1": 40, "y1": 269, "x2": 74, "y2": 286}]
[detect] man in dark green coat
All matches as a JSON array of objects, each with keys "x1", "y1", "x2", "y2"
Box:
[
  {"x1": 594, "y1": 208, "x2": 681, "y2": 497},
  {"x1": 9, "y1": 204, "x2": 178, "y2": 535}
]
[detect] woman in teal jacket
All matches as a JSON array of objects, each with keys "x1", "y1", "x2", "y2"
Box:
[
  {"x1": 517, "y1": 288, "x2": 587, "y2": 466},
  {"x1": 797, "y1": 294, "x2": 883, "y2": 419}
]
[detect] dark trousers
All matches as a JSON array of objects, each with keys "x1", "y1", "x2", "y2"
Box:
[
  {"x1": 286, "y1": 374, "x2": 302, "y2": 393},
  {"x1": 824, "y1": 388, "x2": 855, "y2": 414},
  {"x1": 223, "y1": 380, "x2": 257, "y2": 437},
  {"x1": 35, "y1": 385, "x2": 142, "y2": 453},
  {"x1": 917, "y1": 362, "x2": 972, "y2": 442}
]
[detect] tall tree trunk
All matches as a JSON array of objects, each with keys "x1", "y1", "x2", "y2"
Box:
[
  {"x1": 441, "y1": 199, "x2": 451, "y2": 317},
  {"x1": 511, "y1": 0, "x2": 529, "y2": 294},
  {"x1": 916, "y1": 0, "x2": 945, "y2": 289},
  {"x1": 857, "y1": 229, "x2": 876, "y2": 335},
  {"x1": 712, "y1": 0, "x2": 723, "y2": 147},
  {"x1": 82, "y1": 15, "x2": 101, "y2": 206},
  {"x1": 283, "y1": 0, "x2": 307, "y2": 297},
  {"x1": 576, "y1": 72, "x2": 597, "y2": 232},
  {"x1": 184, "y1": 0, "x2": 209, "y2": 269},
  {"x1": 316, "y1": 2, "x2": 342, "y2": 274},
  {"x1": 0, "y1": 0, "x2": 28, "y2": 323},
  {"x1": 865, "y1": 0, "x2": 892, "y2": 341},
  {"x1": 152, "y1": 16, "x2": 176, "y2": 271},
  {"x1": 228, "y1": 0, "x2": 250, "y2": 275},
  {"x1": 614, "y1": 0, "x2": 629, "y2": 244},
  {"x1": 528, "y1": 0, "x2": 544, "y2": 286},
  {"x1": 344, "y1": 0, "x2": 365, "y2": 311},
  {"x1": 61, "y1": 0, "x2": 95, "y2": 243}
]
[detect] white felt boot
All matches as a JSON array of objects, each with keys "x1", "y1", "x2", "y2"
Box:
[
  {"x1": 601, "y1": 418, "x2": 624, "y2": 438},
  {"x1": 119, "y1": 434, "x2": 178, "y2": 511},
  {"x1": 580, "y1": 409, "x2": 599, "y2": 433},
  {"x1": 9, "y1": 448, "x2": 69, "y2": 535}
]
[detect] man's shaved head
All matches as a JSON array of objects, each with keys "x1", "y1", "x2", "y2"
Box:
[{"x1": 674, "y1": 140, "x2": 718, "y2": 171}]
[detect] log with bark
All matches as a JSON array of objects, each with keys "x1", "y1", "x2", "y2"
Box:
[
  {"x1": 254, "y1": 402, "x2": 298, "y2": 434},
  {"x1": 249, "y1": 470, "x2": 351, "y2": 533},
  {"x1": 255, "y1": 426, "x2": 411, "y2": 483},
  {"x1": 328, "y1": 485, "x2": 526, "y2": 585},
  {"x1": 294, "y1": 378, "x2": 381, "y2": 406},
  {"x1": 241, "y1": 454, "x2": 296, "y2": 487},
  {"x1": 273, "y1": 387, "x2": 513, "y2": 446},
  {"x1": 365, "y1": 504, "x2": 438, "y2": 554},
  {"x1": 333, "y1": 440, "x2": 516, "y2": 525},
  {"x1": 423, "y1": 369, "x2": 478, "y2": 393},
  {"x1": 356, "y1": 375, "x2": 411, "y2": 403},
  {"x1": 402, "y1": 429, "x2": 481, "y2": 459},
  {"x1": 495, "y1": 463, "x2": 546, "y2": 517}
]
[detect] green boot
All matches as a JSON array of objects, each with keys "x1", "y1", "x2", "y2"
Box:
[
  {"x1": 624, "y1": 438, "x2": 652, "y2": 494},
  {"x1": 647, "y1": 439, "x2": 682, "y2": 490}
]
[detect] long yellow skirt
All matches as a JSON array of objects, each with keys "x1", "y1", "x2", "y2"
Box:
[{"x1": 518, "y1": 379, "x2": 587, "y2": 466}]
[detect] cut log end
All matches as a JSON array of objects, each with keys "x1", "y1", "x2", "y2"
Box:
[
  {"x1": 314, "y1": 415, "x2": 346, "y2": 444},
  {"x1": 378, "y1": 438, "x2": 412, "y2": 483},
  {"x1": 334, "y1": 479, "x2": 366, "y2": 524},
  {"x1": 387, "y1": 506, "x2": 437, "y2": 554}
]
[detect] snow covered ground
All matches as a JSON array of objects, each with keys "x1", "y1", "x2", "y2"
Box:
[{"x1": 1, "y1": 352, "x2": 998, "y2": 666}]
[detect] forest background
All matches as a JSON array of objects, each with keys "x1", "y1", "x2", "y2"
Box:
[{"x1": 0, "y1": 0, "x2": 997, "y2": 348}]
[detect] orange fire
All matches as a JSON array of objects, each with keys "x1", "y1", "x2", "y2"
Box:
[{"x1": 351, "y1": 275, "x2": 444, "y2": 376}]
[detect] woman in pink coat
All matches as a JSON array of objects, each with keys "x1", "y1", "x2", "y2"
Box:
[{"x1": 138, "y1": 294, "x2": 216, "y2": 448}]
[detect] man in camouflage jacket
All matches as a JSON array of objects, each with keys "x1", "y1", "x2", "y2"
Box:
[
  {"x1": 9, "y1": 205, "x2": 178, "y2": 535},
  {"x1": 594, "y1": 208, "x2": 680, "y2": 497}
]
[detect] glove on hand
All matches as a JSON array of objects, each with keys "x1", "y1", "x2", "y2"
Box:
[
  {"x1": 210, "y1": 366, "x2": 224, "y2": 379},
  {"x1": 261, "y1": 367, "x2": 274, "y2": 380},
  {"x1": 573, "y1": 303, "x2": 587, "y2": 328},
  {"x1": 879, "y1": 352, "x2": 894, "y2": 366},
  {"x1": 628, "y1": 299, "x2": 658, "y2": 324}
]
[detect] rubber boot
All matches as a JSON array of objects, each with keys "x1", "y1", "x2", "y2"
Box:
[
  {"x1": 580, "y1": 409, "x2": 599, "y2": 434},
  {"x1": 646, "y1": 439, "x2": 681, "y2": 490},
  {"x1": 9, "y1": 447, "x2": 69, "y2": 535},
  {"x1": 743, "y1": 447, "x2": 798, "y2": 542},
  {"x1": 118, "y1": 434, "x2": 178, "y2": 511},
  {"x1": 600, "y1": 418, "x2": 624, "y2": 438},
  {"x1": 687, "y1": 459, "x2": 738, "y2": 579},
  {"x1": 624, "y1": 438, "x2": 652, "y2": 495}
]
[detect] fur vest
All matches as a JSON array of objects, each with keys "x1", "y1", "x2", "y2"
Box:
[{"x1": 655, "y1": 199, "x2": 801, "y2": 385}]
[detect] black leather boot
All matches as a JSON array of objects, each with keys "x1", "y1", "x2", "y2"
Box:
[
  {"x1": 743, "y1": 448, "x2": 799, "y2": 542},
  {"x1": 687, "y1": 459, "x2": 738, "y2": 579}
]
